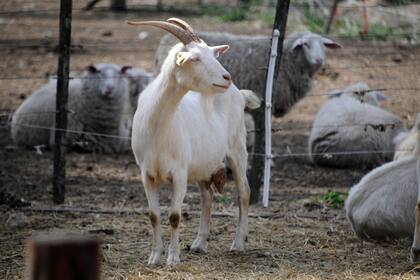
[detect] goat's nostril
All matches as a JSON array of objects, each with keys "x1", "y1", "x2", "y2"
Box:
[{"x1": 223, "y1": 73, "x2": 231, "y2": 81}]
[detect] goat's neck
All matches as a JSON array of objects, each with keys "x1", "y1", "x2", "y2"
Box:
[{"x1": 148, "y1": 73, "x2": 188, "y2": 131}]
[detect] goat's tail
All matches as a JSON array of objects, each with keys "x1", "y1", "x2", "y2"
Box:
[{"x1": 240, "y1": 89, "x2": 261, "y2": 110}]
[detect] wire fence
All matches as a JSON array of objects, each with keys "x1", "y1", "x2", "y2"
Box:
[
  {"x1": 1, "y1": 1, "x2": 420, "y2": 205},
  {"x1": 4, "y1": 119, "x2": 415, "y2": 159},
  {"x1": 0, "y1": 2, "x2": 418, "y2": 15}
]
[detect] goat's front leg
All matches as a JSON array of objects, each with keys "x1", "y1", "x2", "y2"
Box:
[
  {"x1": 167, "y1": 172, "x2": 188, "y2": 266},
  {"x1": 227, "y1": 144, "x2": 250, "y2": 252},
  {"x1": 142, "y1": 173, "x2": 163, "y2": 266},
  {"x1": 191, "y1": 181, "x2": 213, "y2": 254}
]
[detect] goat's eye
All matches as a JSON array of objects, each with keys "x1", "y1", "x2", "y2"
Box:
[
  {"x1": 191, "y1": 57, "x2": 201, "y2": 62},
  {"x1": 304, "y1": 42, "x2": 310, "y2": 48}
]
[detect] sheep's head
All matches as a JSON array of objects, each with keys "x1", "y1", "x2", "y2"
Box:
[
  {"x1": 127, "y1": 18, "x2": 232, "y2": 95},
  {"x1": 291, "y1": 32, "x2": 342, "y2": 72},
  {"x1": 329, "y1": 82, "x2": 388, "y2": 107},
  {"x1": 84, "y1": 63, "x2": 130, "y2": 100}
]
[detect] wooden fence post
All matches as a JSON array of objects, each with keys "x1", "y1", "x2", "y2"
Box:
[
  {"x1": 248, "y1": 0, "x2": 290, "y2": 204},
  {"x1": 325, "y1": 0, "x2": 340, "y2": 34},
  {"x1": 27, "y1": 235, "x2": 101, "y2": 280},
  {"x1": 111, "y1": 0, "x2": 127, "y2": 11},
  {"x1": 53, "y1": 0, "x2": 72, "y2": 204}
]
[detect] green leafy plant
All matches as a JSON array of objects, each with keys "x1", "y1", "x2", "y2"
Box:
[
  {"x1": 321, "y1": 191, "x2": 347, "y2": 209},
  {"x1": 215, "y1": 193, "x2": 232, "y2": 206}
]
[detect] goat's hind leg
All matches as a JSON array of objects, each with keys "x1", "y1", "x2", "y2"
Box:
[
  {"x1": 411, "y1": 202, "x2": 420, "y2": 263},
  {"x1": 227, "y1": 144, "x2": 250, "y2": 252},
  {"x1": 142, "y1": 173, "x2": 163, "y2": 266},
  {"x1": 191, "y1": 181, "x2": 213, "y2": 254}
]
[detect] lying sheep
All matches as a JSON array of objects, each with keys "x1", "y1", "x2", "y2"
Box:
[
  {"x1": 308, "y1": 82, "x2": 407, "y2": 169},
  {"x1": 345, "y1": 113, "x2": 420, "y2": 263},
  {"x1": 155, "y1": 31, "x2": 342, "y2": 117},
  {"x1": 124, "y1": 67, "x2": 154, "y2": 110},
  {"x1": 11, "y1": 63, "x2": 133, "y2": 153},
  {"x1": 394, "y1": 126, "x2": 417, "y2": 161},
  {"x1": 345, "y1": 156, "x2": 417, "y2": 240}
]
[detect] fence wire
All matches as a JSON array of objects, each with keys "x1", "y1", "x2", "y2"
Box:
[{"x1": 4, "y1": 120, "x2": 415, "y2": 159}]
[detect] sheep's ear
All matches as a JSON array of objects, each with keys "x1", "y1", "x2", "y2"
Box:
[
  {"x1": 327, "y1": 90, "x2": 342, "y2": 99},
  {"x1": 321, "y1": 37, "x2": 342, "y2": 49},
  {"x1": 291, "y1": 38, "x2": 305, "y2": 50},
  {"x1": 86, "y1": 65, "x2": 98, "y2": 73},
  {"x1": 120, "y1": 65, "x2": 132, "y2": 74},
  {"x1": 211, "y1": 45, "x2": 229, "y2": 58},
  {"x1": 175, "y1": 51, "x2": 197, "y2": 66},
  {"x1": 374, "y1": 91, "x2": 389, "y2": 102}
]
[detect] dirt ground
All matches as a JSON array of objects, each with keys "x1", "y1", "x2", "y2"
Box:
[{"x1": 1, "y1": 1, "x2": 420, "y2": 279}]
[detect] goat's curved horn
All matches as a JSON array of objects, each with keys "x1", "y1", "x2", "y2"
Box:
[
  {"x1": 167, "y1": 18, "x2": 194, "y2": 33},
  {"x1": 167, "y1": 18, "x2": 201, "y2": 42},
  {"x1": 126, "y1": 20, "x2": 194, "y2": 45}
]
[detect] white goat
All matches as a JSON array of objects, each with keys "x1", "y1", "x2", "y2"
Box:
[{"x1": 128, "y1": 18, "x2": 254, "y2": 266}]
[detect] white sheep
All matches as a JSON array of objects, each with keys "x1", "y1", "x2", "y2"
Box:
[
  {"x1": 345, "y1": 113, "x2": 420, "y2": 263},
  {"x1": 308, "y1": 82, "x2": 407, "y2": 169},
  {"x1": 128, "y1": 18, "x2": 256, "y2": 266},
  {"x1": 155, "y1": 31, "x2": 342, "y2": 117},
  {"x1": 394, "y1": 126, "x2": 417, "y2": 161},
  {"x1": 11, "y1": 63, "x2": 133, "y2": 153},
  {"x1": 123, "y1": 67, "x2": 154, "y2": 110}
]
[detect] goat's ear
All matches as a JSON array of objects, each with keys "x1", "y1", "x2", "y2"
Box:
[
  {"x1": 321, "y1": 37, "x2": 342, "y2": 49},
  {"x1": 175, "y1": 51, "x2": 198, "y2": 66},
  {"x1": 86, "y1": 65, "x2": 98, "y2": 73},
  {"x1": 120, "y1": 65, "x2": 132, "y2": 74},
  {"x1": 212, "y1": 45, "x2": 229, "y2": 58}
]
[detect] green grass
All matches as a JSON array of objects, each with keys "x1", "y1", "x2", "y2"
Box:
[
  {"x1": 303, "y1": 8, "x2": 326, "y2": 33},
  {"x1": 303, "y1": 7, "x2": 400, "y2": 41},
  {"x1": 214, "y1": 192, "x2": 232, "y2": 206},
  {"x1": 200, "y1": 4, "x2": 249, "y2": 22},
  {"x1": 200, "y1": 0, "x2": 271, "y2": 23}
]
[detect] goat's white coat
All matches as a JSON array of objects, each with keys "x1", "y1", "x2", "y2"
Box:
[{"x1": 132, "y1": 42, "x2": 252, "y2": 266}]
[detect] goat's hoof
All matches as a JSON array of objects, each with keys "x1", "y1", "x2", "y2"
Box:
[
  {"x1": 191, "y1": 238, "x2": 208, "y2": 254},
  {"x1": 411, "y1": 247, "x2": 420, "y2": 263},
  {"x1": 230, "y1": 240, "x2": 245, "y2": 252},
  {"x1": 166, "y1": 253, "x2": 180, "y2": 266},
  {"x1": 148, "y1": 251, "x2": 162, "y2": 266}
]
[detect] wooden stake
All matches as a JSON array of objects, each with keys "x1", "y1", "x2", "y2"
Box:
[
  {"x1": 53, "y1": 0, "x2": 72, "y2": 204},
  {"x1": 27, "y1": 235, "x2": 100, "y2": 280}
]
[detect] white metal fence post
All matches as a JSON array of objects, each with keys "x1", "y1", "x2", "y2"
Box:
[{"x1": 262, "y1": 29, "x2": 280, "y2": 208}]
